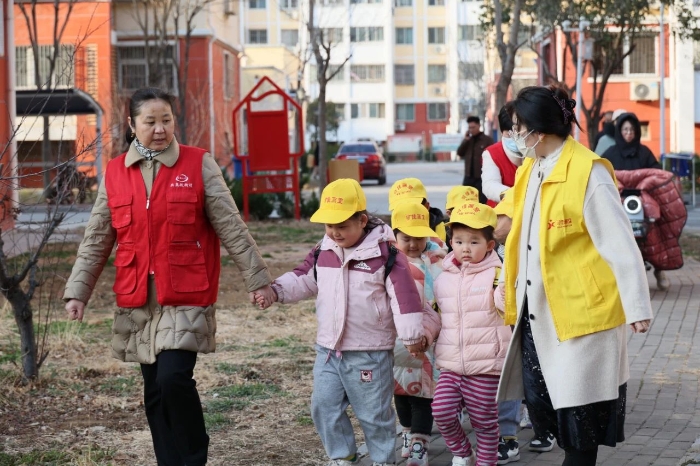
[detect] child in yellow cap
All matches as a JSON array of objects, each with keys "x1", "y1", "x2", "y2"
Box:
[
  {"x1": 442, "y1": 186, "x2": 480, "y2": 253},
  {"x1": 389, "y1": 177, "x2": 447, "y2": 243},
  {"x1": 431, "y1": 201, "x2": 512, "y2": 466},
  {"x1": 256, "y1": 179, "x2": 440, "y2": 466},
  {"x1": 390, "y1": 202, "x2": 445, "y2": 465}
]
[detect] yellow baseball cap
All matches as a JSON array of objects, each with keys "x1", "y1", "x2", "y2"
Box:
[
  {"x1": 310, "y1": 179, "x2": 367, "y2": 224},
  {"x1": 446, "y1": 186, "x2": 480, "y2": 211},
  {"x1": 391, "y1": 202, "x2": 437, "y2": 238},
  {"x1": 388, "y1": 178, "x2": 428, "y2": 211},
  {"x1": 447, "y1": 201, "x2": 497, "y2": 229}
]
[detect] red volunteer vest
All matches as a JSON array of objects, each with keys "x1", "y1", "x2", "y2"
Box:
[
  {"x1": 106, "y1": 145, "x2": 221, "y2": 308},
  {"x1": 485, "y1": 142, "x2": 517, "y2": 207}
]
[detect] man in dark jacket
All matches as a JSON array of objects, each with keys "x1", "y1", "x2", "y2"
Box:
[
  {"x1": 456, "y1": 115, "x2": 493, "y2": 203},
  {"x1": 602, "y1": 112, "x2": 661, "y2": 171}
]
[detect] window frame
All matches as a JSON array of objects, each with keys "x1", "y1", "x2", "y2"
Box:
[
  {"x1": 428, "y1": 27, "x2": 446, "y2": 44},
  {"x1": 427, "y1": 102, "x2": 447, "y2": 121},
  {"x1": 427, "y1": 64, "x2": 447, "y2": 83},
  {"x1": 394, "y1": 64, "x2": 415, "y2": 85},
  {"x1": 396, "y1": 103, "x2": 415, "y2": 122},
  {"x1": 395, "y1": 27, "x2": 413, "y2": 45},
  {"x1": 248, "y1": 29, "x2": 268, "y2": 44}
]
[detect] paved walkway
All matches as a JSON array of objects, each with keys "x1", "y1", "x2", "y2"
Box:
[{"x1": 355, "y1": 260, "x2": 700, "y2": 466}]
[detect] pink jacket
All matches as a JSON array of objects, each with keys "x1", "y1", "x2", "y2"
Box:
[
  {"x1": 433, "y1": 250, "x2": 511, "y2": 376},
  {"x1": 272, "y1": 224, "x2": 439, "y2": 351}
]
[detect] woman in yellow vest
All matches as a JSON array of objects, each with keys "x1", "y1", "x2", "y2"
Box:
[{"x1": 495, "y1": 85, "x2": 653, "y2": 466}]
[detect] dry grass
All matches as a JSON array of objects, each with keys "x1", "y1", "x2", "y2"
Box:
[{"x1": 0, "y1": 220, "x2": 363, "y2": 466}]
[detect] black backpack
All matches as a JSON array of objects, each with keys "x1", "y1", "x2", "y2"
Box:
[{"x1": 313, "y1": 243, "x2": 398, "y2": 282}]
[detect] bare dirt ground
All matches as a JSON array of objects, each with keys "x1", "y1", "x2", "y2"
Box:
[{"x1": 0, "y1": 220, "x2": 337, "y2": 466}]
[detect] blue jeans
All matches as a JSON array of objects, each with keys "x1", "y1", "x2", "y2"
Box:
[
  {"x1": 311, "y1": 346, "x2": 396, "y2": 463},
  {"x1": 498, "y1": 399, "x2": 521, "y2": 437}
]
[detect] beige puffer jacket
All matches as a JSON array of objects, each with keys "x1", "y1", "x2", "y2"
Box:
[{"x1": 64, "y1": 140, "x2": 271, "y2": 364}]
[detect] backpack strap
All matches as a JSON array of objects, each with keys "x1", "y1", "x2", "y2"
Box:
[
  {"x1": 312, "y1": 241, "x2": 323, "y2": 282},
  {"x1": 384, "y1": 244, "x2": 398, "y2": 281}
]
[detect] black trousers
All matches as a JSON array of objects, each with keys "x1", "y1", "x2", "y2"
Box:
[
  {"x1": 141, "y1": 350, "x2": 209, "y2": 466},
  {"x1": 394, "y1": 394, "x2": 434, "y2": 436},
  {"x1": 461, "y1": 176, "x2": 487, "y2": 203}
]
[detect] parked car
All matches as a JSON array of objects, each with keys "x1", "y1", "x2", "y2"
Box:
[{"x1": 335, "y1": 140, "x2": 387, "y2": 185}]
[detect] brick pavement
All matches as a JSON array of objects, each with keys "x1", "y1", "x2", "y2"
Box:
[{"x1": 355, "y1": 259, "x2": 700, "y2": 466}]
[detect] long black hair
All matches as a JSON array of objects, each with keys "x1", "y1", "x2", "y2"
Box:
[
  {"x1": 124, "y1": 87, "x2": 176, "y2": 145},
  {"x1": 513, "y1": 85, "x2": 582, "y2": 138}
]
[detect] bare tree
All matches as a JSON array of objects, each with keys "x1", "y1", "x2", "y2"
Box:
[
  {"x1": 17, "y1": 0, "x2": 79, "y2": 191},
  {"x1": 532, "y1": 0, "x2": 700, "y2": 147},
  {"x1": 128, "y1": 0, "x2": 216, "y2": 146},
  {"x1": 481, "y1": 0, "x2": 529, "y2": 113},
  {"x1": 307, "y1": 0, "x2": 351, "y2": 189}
]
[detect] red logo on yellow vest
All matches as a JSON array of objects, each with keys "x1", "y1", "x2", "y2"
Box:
[
  {"x1": 548, "y1": 218, "x2": 573, "y2": 230},
  {"x1": 171, "y1": 173, "x2": 193, "y2": 188}
]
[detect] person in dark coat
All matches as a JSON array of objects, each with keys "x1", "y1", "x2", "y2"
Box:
[
  {"x1": 601, "y1": 112, "x2": 667, "y2": 291},
  {"x1": 456, "y1": 115, "x2": 494, "y2": 203},
  {"x1": 601, "y1": 113, "x2": 661, "y2": 171}
]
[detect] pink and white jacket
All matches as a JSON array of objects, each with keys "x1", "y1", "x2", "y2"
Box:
[
  {"x1": 393, "y1": 251, "x2": 445, "y2": 399},
  {"x1": 272, "y1": 224, "x2": 438, "y2": 351},
  {"x1": 433, "y1": 250, "x2": 511, "y2": 377}
]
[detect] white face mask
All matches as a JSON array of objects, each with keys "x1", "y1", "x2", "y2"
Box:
[{"x1": 513, "y1": 130, "x2": 541, "y2": 159}]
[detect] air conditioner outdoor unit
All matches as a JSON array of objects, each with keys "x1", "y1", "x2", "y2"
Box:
[
  {"x1": 290, "y1": 10, "x2": 299, "y2": 19},
  {"x1": 433, "y1": 87, "x2": 443, "y2": 96},
  {"x1": 630, "y1": 80, "x2": 659, "y2": 101},
  {"x1": 395, "y1": 122, "x2": 406, "y2": 131},
  {"x1": 435, "y1": 46, "x2": 445, "y2": 54}
]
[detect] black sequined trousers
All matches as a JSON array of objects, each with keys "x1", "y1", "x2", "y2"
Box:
[{"x1": 520, "y1": 307, "x2": 627, "y2": 452}]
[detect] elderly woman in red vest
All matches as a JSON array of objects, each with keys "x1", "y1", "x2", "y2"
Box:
[
  {"x1": 64, "y1": 87, "x2": 275, "y2": 466},
  {"x1": 496, "y1": 85, "x2": 653, "y2": 466},
  {"x1": 481, "y1": 101, "x2": 522, "y2": 207}
]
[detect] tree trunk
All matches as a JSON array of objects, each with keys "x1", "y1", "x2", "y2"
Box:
[
  {"x1": 8, "y1": 287, "x2": 37, "y2": 380},
  {"x1": 42, "y1": 115, "x2": 51, "y2": 193},
  {"x1": 495, "y1": 72, "x2": 512, "y2": 118},
  {"x1": 317, "y1": 86, "x2": 328, "y2": 189}
]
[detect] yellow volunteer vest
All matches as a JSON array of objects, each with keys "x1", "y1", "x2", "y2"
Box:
[{"x1": 504, "y1": 137, "x2": 626, "y2": 341}]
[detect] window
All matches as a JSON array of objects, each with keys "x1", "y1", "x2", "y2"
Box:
[
  {"x1": 428, "y1": 102, "x2": 447, "y2": 121},
  {"x1": 396, "y1": 103, "x2": 415, "y2": 121},
  {"x1": 249, "y1": 0, "x2": 266, "y2": 8},
  {"x1": 459, "y1": 62, "x2": 484, "y2": 80},
  {"x1": 429, "y1": 0, "x2": 444, "y2": 5},
  {"x1": 224, "y1": 52, "x2": 235, "y2": 99},
  {"x1": 350, "y1": 65, "x2": 385, "y2": 82},
  {"x1": 350, "y1": 103, "x2": 385, "y2": 118},
  {"x1": 350, "y1": 0, "x2": 382, "y2": 3},
  {"x1": 629, "y1": 34, "x2": 656, "y2": 74},
  {"x1": 333, "y1": 103, "x2": 345, "y2": 121},
  {"x1": 350, "y1": 27, "x2": 384, "y2": 42},
  {"x1": 459, "y1": 25, "x2": 482, "y2": 41},
  {"x1": 116, "y1": 45, "x2": 177, "y2": 93},
  {"x1": 428, "y1": 64, "x2": 446, "y2": 83},
  {"x1": 281, "y1": 29, "x2": 299, "y2": 47},
  {"x1": 395, "y1": 0, "x2": 412, "y2": 5},
  {"x1": 15, "y1": 44, "x2": 75, "y2": 90},
  {"x1": 428, "y1": 27, "x2": 445, "y2": 44},
  {"x1": 321, "y1": 28, "x2": 343, "y2": 44},
  {"x1": 248, "y1": 29, "x2": 268, "y2": 44},
  {"x1": 396, "y1": 27, "x2": 413, "y2": 44},
  {"x1": 394, "y1": 65, "x2": 415, "y2": 85},
  {"x1": 224, "y1": 0, "x2": 237, "y2": 14},
  {"x1": 280, "y1": 0, "x2": 298, "y2": 7}
]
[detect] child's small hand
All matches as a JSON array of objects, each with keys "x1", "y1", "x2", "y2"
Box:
[
  {"x1": 250, "y1": 285, "x2": 277, "y2": 309},
  {"x1": 405, "y1": 336, "x2": 428, "y2": 357}
]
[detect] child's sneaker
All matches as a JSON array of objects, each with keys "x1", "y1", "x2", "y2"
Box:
[
  {"x1": 519, "y1": 405, "x2": 532, "y2": 428},
  {"x1": 371, "y1": 463, "x2": 397, "y2": 466},
  {"x1": 451, "y1": 451, "x2": 476, "y2": 466},
  {"x1": 400, "y1": 430, "x2": 411, "y2": 458},
  {"x1": 326, "y1": 459, "x2": 359, "y2": 466},
  {"x1": 497, "y1": 436, "x2": 520, "y2": 464},
  {"x1": 406, "y1": 435, "x2": 429, "y2": 466},
  {"x1": 529, "y1": 432, "x2": 556, "y2": 452}
]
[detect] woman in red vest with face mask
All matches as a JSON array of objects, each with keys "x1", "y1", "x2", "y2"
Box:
[
  {"x1": 64, "y1": 88, "x2": 276, "y2": 466},
  {"x1": 481, "y1": 101, "x2": 523, "y2": 208}
]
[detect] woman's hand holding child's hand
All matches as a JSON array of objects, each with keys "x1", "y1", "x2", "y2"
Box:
[{"x1": 250, "y1": 285, "x2": 277, "y2": 309}]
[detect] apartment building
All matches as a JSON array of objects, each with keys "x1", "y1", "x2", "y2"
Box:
[
  {"x1": 112, "y1": 0, "x2": 242, "y2": 163},
  {"x1": 240, "y1": 0, "x2": 487, "y2": 148},
  {"x1": 13, "y1": 0, "x2": 112, "y2": 188}
]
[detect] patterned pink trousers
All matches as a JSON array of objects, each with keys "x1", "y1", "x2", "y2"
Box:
[{"x1": 432, "y1": 371, "x2": 500, "y2": 465}]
